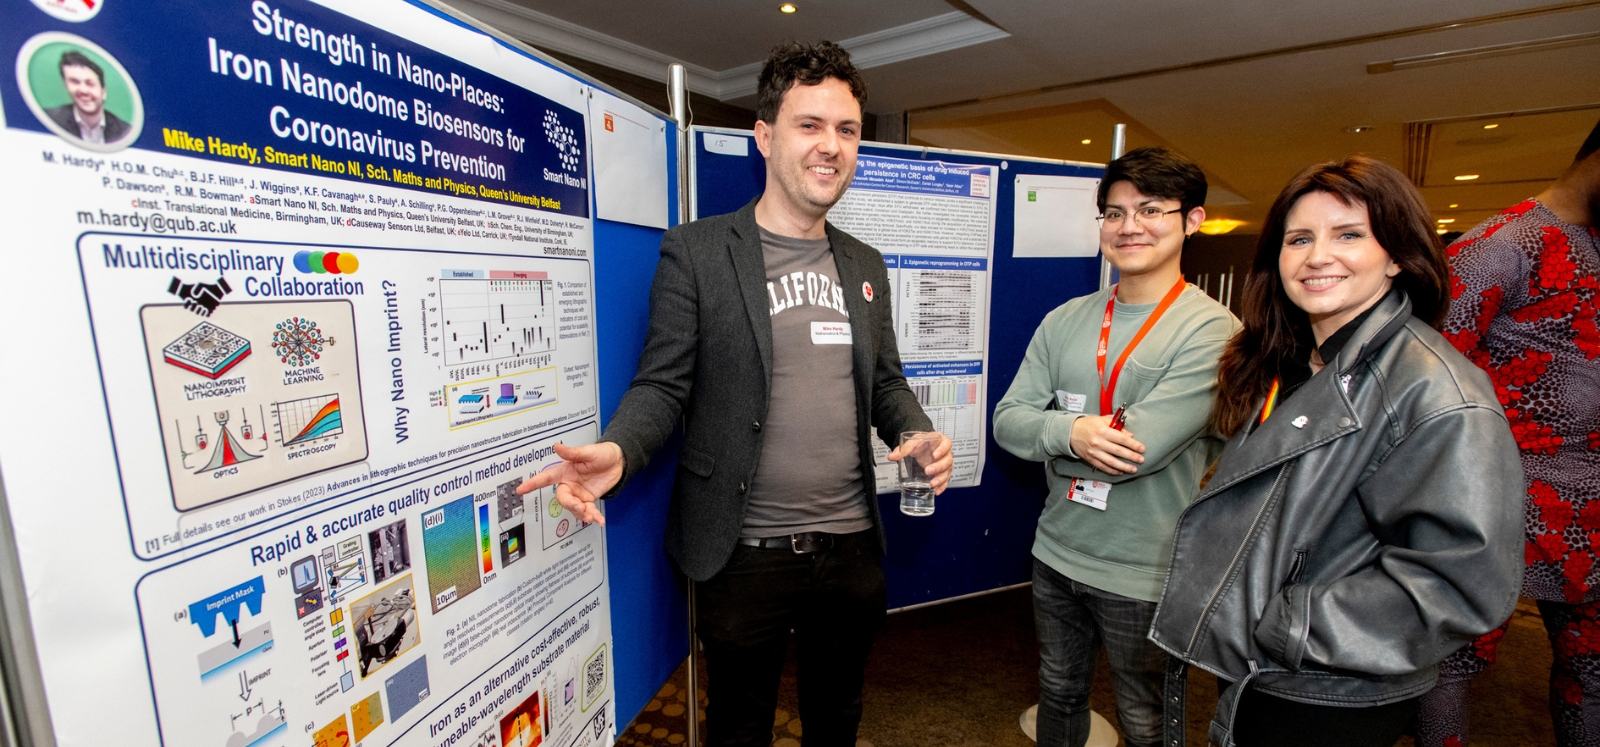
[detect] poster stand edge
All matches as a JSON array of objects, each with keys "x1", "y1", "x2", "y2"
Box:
[{"x1": 0, "y1": 465, "x2": 55, "y2": 747}]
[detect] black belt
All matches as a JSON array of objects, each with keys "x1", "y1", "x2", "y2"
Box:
[{"x1": 737, "y1": 531, "x2": 836, "y2": 554}]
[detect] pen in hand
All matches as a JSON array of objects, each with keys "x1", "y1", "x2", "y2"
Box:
[{"x1": 1109, "y1": 404, "x2": 1128, "y2": 431}]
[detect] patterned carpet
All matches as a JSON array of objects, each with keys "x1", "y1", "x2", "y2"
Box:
[{"x1": 617, "y1": 589, "x2": 1558, "y2": 747}]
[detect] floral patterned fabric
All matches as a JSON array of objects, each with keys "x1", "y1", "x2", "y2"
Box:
[
  {"x1": 1442, "y1": 199, "x2": 1600, "y2": 603},
  {"x1": 1419, "y1": 200, "x2": 1600, "y2": 746}
]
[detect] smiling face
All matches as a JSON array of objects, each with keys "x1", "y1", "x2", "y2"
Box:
[
  {"x1": 1278, "y1": 190, "x2": 1401, "y2": 342},
  {"x1": 61, "y1": 63, "x2": 105, "y2": 121},
  {"x1": 1099, "y1": 180, "x2": 1200, "y2": 280},
  {"x1": 754, "y1": 77, "x2": 861, "y2": 224}
]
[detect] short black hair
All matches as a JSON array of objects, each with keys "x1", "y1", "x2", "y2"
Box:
[
  {"x1": 59, "y1": 50, "x2": 104, "y2": 87},
  {"x1": 1096, "y1": 146, "x2": 1208, "y2": 216},
  {"x1": 755, "y1": 41, "x2": 866, "y2": 124},
  {"x1": 1577, "y1": 117, "x2": 1600, "y2": 163}
]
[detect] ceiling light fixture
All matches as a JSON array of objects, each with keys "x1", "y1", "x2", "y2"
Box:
[
  {"x1": 1483, "y1": 123, "x2": 1500, "y2": 129},
  {"x1": 1437, "y1": 218, "x2": 1456, "y2": 224},
  {"x1": 1343, "y1": 125, "x2": 1374, "y2": 133},
  {"x1": 1437, "y1": 228, "x2": 1449, "y2": 234},
  {"x1": 1449, "y1": 203, "x2": 1459, "y2": 208},
  {"x1": 779, "y1": 3, "x2": 796, "y2": 13},
  {"x1": 1454, "y1": 174, "x2": 1480, "y2": 181},
  {"x1": 1081, "y1": 139, "x2": 1091, "y2": 144},
  {"x1": 1368, "y1": 30, "x2": 1600, "y2": 75},
  {"x1": 1198, "y1": 219, "x2": 1246, "y2": 235}
]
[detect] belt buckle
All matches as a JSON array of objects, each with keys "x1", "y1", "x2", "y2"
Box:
[{"x1": 789, "y1": 533, "x2": 827, "y2": 554}]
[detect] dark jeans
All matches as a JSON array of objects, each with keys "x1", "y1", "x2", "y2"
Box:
[
  {"x1": 695, "y1": 530, "x2": 887, "y2": 747},
  {"x1": 1235, "y1": 687, "x2": 1420, "y2": 747},
  {"x1": 1033, "y1": 558, "x2": 1170, "y2": 747}
]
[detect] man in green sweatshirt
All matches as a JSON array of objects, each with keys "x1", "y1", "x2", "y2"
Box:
[{"x1": 994, "y1": 147, "x2": 1237, "y2": 747}]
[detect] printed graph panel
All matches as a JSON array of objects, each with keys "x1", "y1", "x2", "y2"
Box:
[
  {"x1": 441, "y1": 276, "x2": 556, "y2": 366},
  {"x1": 276, "y1": 394, "x2": 344, "y2": 446},
  {"x1": 140, "y1": 299, "x2": 367, "y2": 512},
  {"x1": 902, "y1": 270, "x2": 981, "y2": 354}
]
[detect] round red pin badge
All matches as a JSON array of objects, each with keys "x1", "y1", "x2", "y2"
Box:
[{"x1": 862, "y1": 282, "x2": 874, "y2": 302}]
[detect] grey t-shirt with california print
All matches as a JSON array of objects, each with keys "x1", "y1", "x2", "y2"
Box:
[{"x1": 741, "y1": 226, "x2": 872, "y2": 538}]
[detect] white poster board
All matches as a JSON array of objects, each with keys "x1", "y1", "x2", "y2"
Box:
[
  {"x1": 0, "y1": 2, "x2": 618, "y2": 747},
  {"x1": 588, "y1": 88, "x2": 668, "y2": 229},
  {"x1": 827, "y1": 153, "x2": 997, "y2": 491},
  {"x1": 1013, "y1": 173, "x2": 1102, "y2": 258}
]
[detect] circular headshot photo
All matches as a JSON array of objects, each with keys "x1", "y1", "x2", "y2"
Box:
[{"x1": 16, "y1": 32, "x2": 142, "y2": 153}]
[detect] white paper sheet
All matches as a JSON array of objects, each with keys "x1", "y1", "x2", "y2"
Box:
[
  {"x1": 1013, "y1": 173, "x2": 1102, "y2": 257},
  {"x1": 827, "y1": 153, "x2": 997, "y2": 491},
  {"x1": 589, "y1": 88, "x2": 670, "y2": 228},
  {"x1": 703, "y1": 131, "x2": 750, "y2": 157}
]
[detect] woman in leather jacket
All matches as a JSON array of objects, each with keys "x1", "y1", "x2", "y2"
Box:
[{"x1": 1148, "y1": 157, "x2": 1524, "y2": 747}]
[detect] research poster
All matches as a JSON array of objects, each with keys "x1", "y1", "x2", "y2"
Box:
[
  {"x1": 0, "y1": 2, "x2": 619, "y2": 747},
  {"x1": 827, "y1": 153, "x2": 996, "y2": 491}
]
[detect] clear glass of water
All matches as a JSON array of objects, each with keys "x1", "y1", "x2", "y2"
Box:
[{"x1": 898, "y1": 431, "x2": 938, "y2": 516}]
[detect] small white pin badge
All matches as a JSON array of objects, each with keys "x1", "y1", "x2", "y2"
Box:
[
  {"x1": 1291, "y1": 416, "x2": 1308, "y2": 429},
  {"x1": 862, "y1": 282, "x2": 874, "y2": 302}
]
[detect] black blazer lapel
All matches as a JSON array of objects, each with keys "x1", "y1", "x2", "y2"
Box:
[
  {"x1": 828, "y1": 224, "x2": 876, "y2": 409},
  {"x1": 729, "y1": 201, "x2": 774, "y2": 384}
]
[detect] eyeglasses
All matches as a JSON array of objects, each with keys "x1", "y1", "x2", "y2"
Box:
[{"x1": 1097, "y1": 206, "x2": 1183, "y2": 230}]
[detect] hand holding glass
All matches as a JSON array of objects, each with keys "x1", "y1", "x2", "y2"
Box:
[{"x1": 898, "y1": 431, "x2": 940, "y2": 516}]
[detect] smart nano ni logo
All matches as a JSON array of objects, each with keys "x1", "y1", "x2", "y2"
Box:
[
  {"x1": 543, "y1": 110, "x2": 581, "y2": 172},
  {"x1": 293, "y1": 251, "x2": 359, "y2": 274}
]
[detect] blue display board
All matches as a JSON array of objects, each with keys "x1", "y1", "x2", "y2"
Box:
[
  {"x1": 691, "y1": 127, "x2": 1105, "y2": 607},
  {"x1": 0, "y1": 0, "x2": 683, "y2": 739},
  {"x1": 423, "y1": 3, "x2": 690, "y2": 724},
  {"x1": 594, "y1": 201, "x2": 689, "y2": 725}
]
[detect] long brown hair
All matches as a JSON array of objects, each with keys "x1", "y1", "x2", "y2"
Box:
[{"x1": 1211, "y1": 156, "x2": 1449, "y2": 437}]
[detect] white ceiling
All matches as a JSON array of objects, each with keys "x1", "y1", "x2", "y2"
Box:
[
  {"x1": 491, "y1": 0, "x2": 953, "y2": 71},
  {"x1": 455, "y1": 0, "x2": 1600, "y2": 231}
]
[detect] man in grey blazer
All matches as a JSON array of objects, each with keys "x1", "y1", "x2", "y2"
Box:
[{"x1": 518, "y1": 41, "x2": 952, "y2": 747}]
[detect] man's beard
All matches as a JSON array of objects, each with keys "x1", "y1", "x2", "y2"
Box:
[{"x1": 791, "y1": 167, "x2": 851, "y2": 212}]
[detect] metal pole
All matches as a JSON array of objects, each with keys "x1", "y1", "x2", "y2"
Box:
[
  {"x1": 1100, "y1": 124, "x2": 1127, "y2": 290},
  {"x1": 667, "y1": 62, "x2": 701, "y2": 747},
  {"x1": 0, "y1": 467, "x2": 54, "y2": 747}
]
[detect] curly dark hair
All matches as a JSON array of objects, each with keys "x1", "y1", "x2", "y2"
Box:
[{"x1": 755, "y1": 41, "x2": 866, "y2": 124}]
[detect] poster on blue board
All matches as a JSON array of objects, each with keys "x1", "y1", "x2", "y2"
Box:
[
  {"x1": 0, "y1": 2, "x2": 614, "y2": 746},
  {"x1": 826, "y1": 152, "x2": 997, "y2": 492}
]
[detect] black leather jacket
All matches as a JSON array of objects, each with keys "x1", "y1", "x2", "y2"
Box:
[{"x1": 1149, "y1": 291, "x2": 1524, "y2": 746}]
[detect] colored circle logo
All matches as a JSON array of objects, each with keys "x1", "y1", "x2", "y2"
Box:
[
  {"x1": 31, "y1": 0, "x2": 102, "y2": 23},
  {"x1": 293, "y1": 250, "x2": 359, "y2": 274}
]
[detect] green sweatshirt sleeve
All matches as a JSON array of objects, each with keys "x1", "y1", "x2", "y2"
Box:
[
  {"x1": 993, "y1": 308, "x2": 1081, "y2": 462},
  {"x1": 1049, "y1": 318, "x2": 1235, "y2": 485}
]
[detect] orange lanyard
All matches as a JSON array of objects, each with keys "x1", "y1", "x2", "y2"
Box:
[
  {"x1": 1258, "y1": 377, "x2": 1281, "y2": 425},
  {"x1": 1097, "y1": 277, "x2": 1187, "y2": 415}
]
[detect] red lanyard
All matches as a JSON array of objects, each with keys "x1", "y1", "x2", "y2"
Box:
[{"x1": 1097, "y1": 277, "x2": 1187, "y2": 414}]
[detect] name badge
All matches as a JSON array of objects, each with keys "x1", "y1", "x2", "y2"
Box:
[
  {"x1": 1068, "y1": 478, "x2": 1111, "y2": 511},
  {"x1": 1056, "y1": 391, "x2": 1086, "y2": 413},
  {"x1": 810, "y1": 321, "x2": 853, "y2": 344}
]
